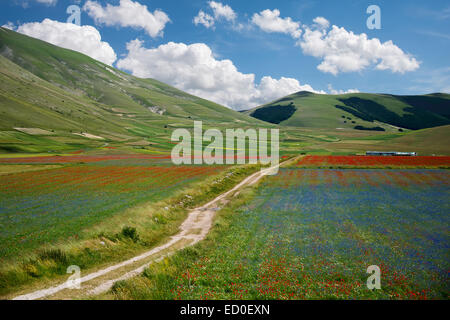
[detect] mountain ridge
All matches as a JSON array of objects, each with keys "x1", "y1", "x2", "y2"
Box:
[
  {"x1": 0, "y1": 28, "x2": 267, "y2": 153},
  {"x1": 246, "y1": 90, "x2": 450, "y2": 130},
  {"x1": 1, "y1": 28, "x2": 449, "y2": 156}
]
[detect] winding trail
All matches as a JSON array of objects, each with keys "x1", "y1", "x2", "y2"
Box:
[{"x1": 13, "y1": 162, "x2": 284, "y2": 300}]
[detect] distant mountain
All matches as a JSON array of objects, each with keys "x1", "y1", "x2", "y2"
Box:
[
  {"x1": 0, "y1": 28, "x2": 265, "y2": 153},
  {"x1": 1, "y1": 28, "x2": 448, "y2": 156},
  {"x1": 246, "y1": 91, "x2": 450, "y2": 131},
  {"x1": 375, "y1": 125, "x2": 450, "y2": 155}
]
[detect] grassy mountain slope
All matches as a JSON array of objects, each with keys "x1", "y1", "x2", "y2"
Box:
[
  {"x1": 306, "y1": 125, "x2": 450, "y2": 156},
  {"x1": 0, "y1": 28, "x2": 448, "y2": 156},
  {"x1": 0, "y1": 28, "x2": 265, "y2": 153},
  {"x1": 371, "y1": 125, "x2": 450, "y2": 154},
  {"x1": 247, "y1": 91, "x2": 450, "y2": 131}
]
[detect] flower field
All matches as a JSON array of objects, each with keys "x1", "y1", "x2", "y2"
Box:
[
  {"x1": 296, "y1": 155, "x2": 450, "y2": 168},
  {"x1": 0, "y1": 154, "x2": 172, "y2": 164},
  {"x1": 0, "y1": 159, "x2": 224, "y2": 260},
  {"x1": 164, "y1": 169, "x2": 449, "y2": 300}
]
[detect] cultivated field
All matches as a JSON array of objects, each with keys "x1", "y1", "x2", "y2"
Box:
[
  {"x1": 1, "y1": 22, "x2": 449, "y2": 302},
  {"x1": 0, "y1": 156, "x2": 224, "y2": 260},
  {"x1": 296, "y1": 155, "x2": 450, "y2": 168},
  {"x1": 0, "y1": 155, "x2": 263, "y2": 296},
  {"x1": 103, "y1": 161, "x2": 450, "y2": 300}
]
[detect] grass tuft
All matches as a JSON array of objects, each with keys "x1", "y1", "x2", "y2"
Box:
[
  {"x1": 38, "y1": 249, "x2": 68, "y2": 264},
  {"x1": 120, "y1": 227, "x2": 140, "y2": 243}
]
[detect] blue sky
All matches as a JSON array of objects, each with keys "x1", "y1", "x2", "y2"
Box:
[{"x1": 1, "y1": 0, "x2": 449, "y2": 109}]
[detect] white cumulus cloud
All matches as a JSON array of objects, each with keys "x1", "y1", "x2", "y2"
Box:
[
  {"x1": 252, "y1": 9, "x2": 302, "y2": 39},
  {"x1": 83, "y1": 0, "x2": 170, "y2": 38},
  {"x1": 116, "y1": 40, "x2": 320, "y2": 109},
  {"x1": 298, "y1": 23, "x2": 420, "y2": 75},
  {"x1": 312, "y1": 16, "x2": 329, "y2": 29},
  {"x1": 248, "y1": 11, "x2": 419, "y2": 75},
  {"x1": 2, "y1": 22, "x2": 16, "y2": 30},
  {"x1": 194, "y1": 1, "x2": 238, "y2": 29},
  {"x1": 327, "y1": 84, "x2": 359, "y2": 95},
  {"x1": 17, "y1": 19, "x2": 117, "y2": 65},
  {"x1": 193, "y1": 10, "x2": 215, "y2": 29},
  {"x1": 209, "y1": 1, "x2": 237, "y2": 22},
  {"x1": 257, "y1": 76, "x2": 324, "y2": 101}
]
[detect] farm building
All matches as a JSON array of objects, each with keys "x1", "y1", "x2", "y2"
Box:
[{"x1": 366, "y1": 151, "x2": 417, "y2": 156}]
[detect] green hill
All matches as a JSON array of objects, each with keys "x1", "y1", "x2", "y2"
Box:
[
  {"x1": 371, "y1": 125, "x2": 450, "y2": 155},
  {"x1": 1, "y1": 28, "x2": 448, "y2": 156},
  {"x1": 0, "y1": 28, "x2": 265, "y2": 153},
  {"x1": 293, "y1": 125, "x2": 450, "y2": 156},
  {"x1": 247, "y1": 91, "x2": 450, "y2": 131}
]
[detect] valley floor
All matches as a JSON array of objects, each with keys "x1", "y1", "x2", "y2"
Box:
[
  {"x1": 0, "y1": 154, "x2": 261, "y2": 298},
  {"x1": 10, "y1": 164, "x2": 279, "y2": 300},
  {"x1": 101, "y1": 165, "x2": 449, "y2": 300},
  {"x1": 1, "y1": 155, "x2": 449, "y2": 300}
]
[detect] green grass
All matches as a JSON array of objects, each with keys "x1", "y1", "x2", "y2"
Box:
[{"x1": 250, "y1": 103, "x2": 296, "y2": 124}]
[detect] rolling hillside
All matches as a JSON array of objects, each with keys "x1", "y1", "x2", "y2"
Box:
[
  {"x1": 247, "y1": 91, "x2": 450, "y2": 131},
  {"x1": 0, "y1": 28, "x2": 448, "y2": 156},
  {"x1": 0, "y1": 28, "x2": 265, "y2": 153},
  {"x1": 296, "y1": 125, "x2": 450, "y2": 156}
]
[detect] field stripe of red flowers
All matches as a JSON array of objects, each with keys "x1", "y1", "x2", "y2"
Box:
[
  {"x1": 0, "y1": 154, "x2": 290, "y2": 164},
  {"x1": 296, "y1": 155, "x2": 450, "y2": 167},
  {"x1": 0, "y1": 154, "x2": 172, "y2": 164}
]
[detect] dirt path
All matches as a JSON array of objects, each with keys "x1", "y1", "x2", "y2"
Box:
[{"x1": 13, "y1": 162, "x2": 286, "y2": 300}]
